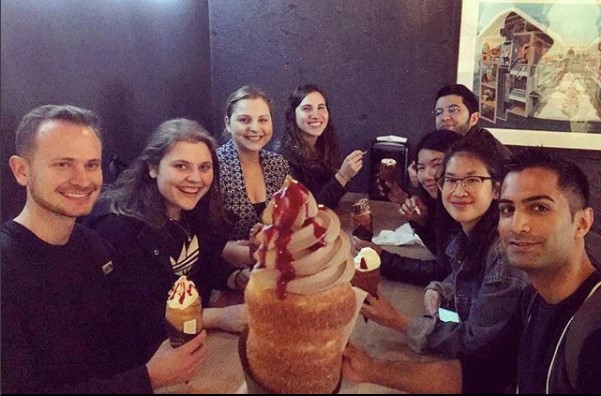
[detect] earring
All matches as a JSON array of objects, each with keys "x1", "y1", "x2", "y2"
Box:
[{"x1": 149, "y1": 169, "x2": 157, "y2": 178}]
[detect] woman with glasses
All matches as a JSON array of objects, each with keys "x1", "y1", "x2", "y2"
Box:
[
  {"x1": 353, "y1": 130, "x2": 461, "y2": 285},
  {"x1": 360, "y1": 134, "x2": 528, "y2": 358}
]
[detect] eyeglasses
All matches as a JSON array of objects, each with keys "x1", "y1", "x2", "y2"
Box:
[
  {"x1": 437, "y1": 176, "x2": 494, "y2": 193},
  {"x1": 432, "y1": 104, "x2": 461, "y2": 117}
]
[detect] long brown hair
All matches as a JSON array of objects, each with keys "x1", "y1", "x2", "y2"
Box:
[
  {"x1": 103, "y1": 118, "x2": 225, "y2": 230},
  {"x1": 278, "y1": 84, "x2": 341, "y2": 173}
]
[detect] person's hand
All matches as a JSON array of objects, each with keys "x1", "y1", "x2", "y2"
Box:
[
  {"x1": 233, "y1": 268, "x2": 251, "y2": 291},
  {"x1": 221, "y1": 240, "x2": 253, "y2": 267},
  {"x1": 338, "y1": 150, "x2": 365, "y2": 183},
  {"x1": 203, "y1": 305, "x2": 248, "y2": 333},
  {"x1": 342, "y1": 342, "x2": 375, "y2": 384},
  {"x1": 407, "y1": 161, "x2": 419, "y2": 189},
  {"x1": 360, "y1": 293, "x2": 409, "y2": 332},
  {"x1": 399, "y1": 196, "x2": 428, "y2": 226},
  {"x1": 424, "y1": 289, "x2": 442, "y2": 317},
  {"x1": 146, "y1": 330, "x2": 208, "y2": 389},
  {"x1": 385, "y1": 181, "x2": 409, "y2": 204}
]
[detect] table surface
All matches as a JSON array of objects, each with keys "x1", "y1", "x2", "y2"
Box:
[{"x1": 157, "y1": 193, "x2": 436, "y2": 394}]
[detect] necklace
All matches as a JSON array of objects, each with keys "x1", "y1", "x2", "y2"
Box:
[{"x1": 168, "y1": 215, "x2": 191, "y2": 241}]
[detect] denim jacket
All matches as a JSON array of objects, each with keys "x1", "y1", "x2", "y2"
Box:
[{"x1": 405, "y1": 231, "x2": 528, "y2": 358}]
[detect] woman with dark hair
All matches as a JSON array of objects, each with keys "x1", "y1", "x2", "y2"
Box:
[
  {"x1": 360, "y1": 133, "x2": 528, "y2": 358},
  {"x1": 354, "y1": 130, "x2": 461, "y2": 285},
  {"x1": 88, "y1": 118, "x2": 248, "y2": 365},
  {"x1": 217, "y1": 86, "x2": 290, "y2": 267},
  {"x1": 278, "y1": 84, "x2": 365, "y2": 209}
]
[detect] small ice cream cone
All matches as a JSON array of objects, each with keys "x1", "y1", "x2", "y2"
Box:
[
  {"x1": 351, "y1": 198, "x2": 373, "y2": 241},
  {"x1": 351, "y1": 267, "x2": 381, "y2": 297},
  {"x1": 351, "y1": 247, "x2": 381, "y2": 296},
  {"x1": 379, "y1": 158, "x2": 398, "y2": 183},
  {"x1": 165, "y1": 275, "x2": 203, "y2": 348}
]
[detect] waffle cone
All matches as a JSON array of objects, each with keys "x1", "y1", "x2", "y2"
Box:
[
  {"x1": 165, "y1": 298, "x2": 203, "y2": 347},
  {"x1": 351, "y1": 268, "x2": 380, "y2": 296}
]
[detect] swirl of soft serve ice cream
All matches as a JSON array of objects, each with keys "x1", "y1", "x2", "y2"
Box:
[
  {"x1": 252, "y1": 178, "x2": 355, "y2": 299},
  {"x1": 167, "y1": 275, "x2": 200, "y2": 309},
  {"x1": 353, "y1": 247, "x2": 381, "y2": 272}
]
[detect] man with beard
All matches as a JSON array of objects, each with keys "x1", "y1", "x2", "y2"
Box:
[{"x1": 1, "y1": 105, "x2": 207, "y2": 393}]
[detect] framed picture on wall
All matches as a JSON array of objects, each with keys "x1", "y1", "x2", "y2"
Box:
[{"x1": 457, "y1": 0, "x2": 601, "y2": 150}]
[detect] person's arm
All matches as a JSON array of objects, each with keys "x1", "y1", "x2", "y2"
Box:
[
  {"x1": 351, "y1": 237, "x2": 447, "y2": 286},
  {"x1": 315, "y1": 175, "x2": 347, "y2": 209},
  {"x1": 342, "y1": 343, "x2": 462, "y2": 394},
  {"x1": 202, "y1": 305, "x2": 248, "y2": 332},
  {"x1": 421, "y1": 246, "x2": 528, "y2": 358},
  {"x1": 360, "y1": 293, "x2": 412, "y2": 332},
  {"x1": 285, "y1": 149, "x2": 347, "y2": 209},
  {"x1": 221, "y1": 240, "x2": 253, "y2": 267},
  {"x1": 380, "y1": 250, "x2": 447, "y2": 286}
]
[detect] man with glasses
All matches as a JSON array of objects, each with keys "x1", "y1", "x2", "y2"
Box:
[
  {"x1": 433, "y1": 84, "x2": 481, "y2": 137},
  {"x1": 403, "y1": 84, "x2": 510, "y2": 190}
]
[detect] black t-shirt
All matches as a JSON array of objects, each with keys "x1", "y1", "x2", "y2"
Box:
[
  {"x1": 517, "y1": 272, "x2": 601, "y2": 394},
  {"x1": 0, "y1": 220, "x2": 151, "y2": 393},
  {"x1": 461, "y1": 271, "x2": 601, "y2": 394}
]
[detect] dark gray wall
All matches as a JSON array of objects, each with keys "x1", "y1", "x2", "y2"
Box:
[{"x1": 1, "y1": 0, "x2": 212, "y2": 220}]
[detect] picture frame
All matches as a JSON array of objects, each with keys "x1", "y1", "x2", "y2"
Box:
[{"x1": 457, "y1": 0, "x2": 601, "y2": 150}]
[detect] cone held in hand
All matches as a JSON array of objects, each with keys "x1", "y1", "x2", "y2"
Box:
[
  {"x1": 165, "y1": 275, "x2": 203, "y2": 348},
  {"x1": 351, "y1": 247, "x2": 381, "y2": 296}
]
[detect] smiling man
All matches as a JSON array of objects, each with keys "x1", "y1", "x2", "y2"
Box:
[{"x1": 491, "y1": 148, "x2": 600, "y2": 393}]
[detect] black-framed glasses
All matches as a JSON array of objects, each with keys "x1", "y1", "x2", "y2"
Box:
[
  {"x1": 437, "y1": 176, "x2": 494, "y2": 193},
  {"x1": 432, "y1": 104, "x2": 461, "y2": 117}
]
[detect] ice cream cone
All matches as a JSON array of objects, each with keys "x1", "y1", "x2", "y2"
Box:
[
  {"x1": 165, "y1": 276, "x2": 203, "y2": 348},
  {"x1": 351, "y1": 267, "x2": 381, "y2": 296},
  {"x1": 351, "y1": 247, "x2": 381, "y2": 296},
  {"x1": 379, "y1": 158, "x2": 398, "y2": 183}
]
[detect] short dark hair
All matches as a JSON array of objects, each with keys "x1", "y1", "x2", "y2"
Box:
[
  {"x1": 443, "y1": 132, "x2": 511, "y2": 182},
  {"x1": 502, "y1": 147, "x2": 590, "y2": 214},
  {"x1": 413, "y1": 129, "x2": 462, "y2": 164},
  {"x1": 15, "y1": 104, "x2": 102, "y2": 159},
  {"x1": 435, "y1": 84, "x2": 479, "y2": 114}
]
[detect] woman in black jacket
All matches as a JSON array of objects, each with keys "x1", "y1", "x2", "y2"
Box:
[
  {"x1": 87, "y1": 118, "x2": 248, "y2": 364},
  {"x1": 278, "y1": 84, "x2": 365, "y2": 209}
]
